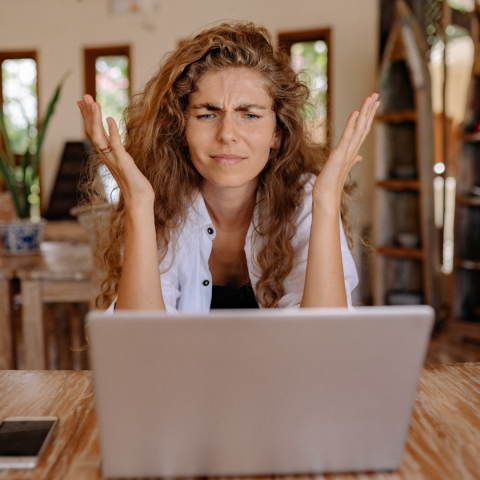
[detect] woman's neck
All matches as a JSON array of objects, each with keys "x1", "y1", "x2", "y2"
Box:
[{"x1": 201, "y1": 178, "x2": 257, "y2": 232}]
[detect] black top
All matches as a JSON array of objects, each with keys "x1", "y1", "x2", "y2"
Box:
[{"x1": 210, "y1": 284, "x2": 259, "y2": 309}]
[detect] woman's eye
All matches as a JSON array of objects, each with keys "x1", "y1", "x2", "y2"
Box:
[
  {"x1": 244, "y1": 114, "x2": 259, "y2": 120},
  {"x1": 198, "y1": 114, "x2": 214, "y2": 120}
]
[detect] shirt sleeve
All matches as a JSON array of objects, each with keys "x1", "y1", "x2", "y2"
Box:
[{"x1": 276, "y1": 175, "x2": 359, "y2": 310}]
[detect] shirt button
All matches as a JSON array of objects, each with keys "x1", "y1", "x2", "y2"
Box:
[
  {"x1": 203, "y1": 280, "x2": 210, "y2": 286},
  {"x1": 207, "y1": 227, "x2": 214, "y2": 235}
]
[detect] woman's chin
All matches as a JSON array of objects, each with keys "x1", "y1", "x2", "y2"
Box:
[{"x1": 202, "y1": 171, "x2": 260, "y2": 190}]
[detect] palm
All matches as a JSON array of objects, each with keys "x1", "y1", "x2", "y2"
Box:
[
  {"x1": 313, "y1": 93, "x2": 379, "y2": 207},
  {"x1": 77, "y1": 95, "x2": 155, "y2": 207}
]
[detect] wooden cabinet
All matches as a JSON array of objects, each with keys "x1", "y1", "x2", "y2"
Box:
[
  {"x1": 448, "y1": 25, "x2": 480, "y2": 340},
  {"x1": 373, "y1": 0, "x2": 440, "y2": 310}
]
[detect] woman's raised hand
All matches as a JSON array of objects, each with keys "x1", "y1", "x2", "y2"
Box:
[
  {"x1": 77, "y1": 95, "x2": 155, "y2": 208},
  {"x1": 312, "y1": 93, "x2": 379, "y2": 212}
]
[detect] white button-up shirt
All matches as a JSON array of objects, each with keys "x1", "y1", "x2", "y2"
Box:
[{"x1": 107, "y1": 174, "x2": 358, "y2": 313}]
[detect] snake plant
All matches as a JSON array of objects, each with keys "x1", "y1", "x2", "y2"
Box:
[{"x1": 0, "y1": 74, "x2": 67, "y2": 219}]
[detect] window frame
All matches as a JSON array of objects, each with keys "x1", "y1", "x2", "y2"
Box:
[
  {"x1": 0, "y1": 50, "x2": 39, "y2": 157},
  {"x1": 83, "y1": 45, "x2": 132, "y2": 101},
  {"x1": 277, "y1": 28, "x2": 332, "y2": 149}
]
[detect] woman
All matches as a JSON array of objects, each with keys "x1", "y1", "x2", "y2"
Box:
[{"x1": 78, "y1": 22, "x2": 378, "y2": 312}]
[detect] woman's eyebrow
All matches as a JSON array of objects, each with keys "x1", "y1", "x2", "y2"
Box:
[
  {"x1": 191, "y1": 102, "x2": 220, "y2": 111},
  {"x1": 190, "y1": 102, "x2": 267, "y2": 111},
  {"x1": 235, "y1": 103, "x2": 267, "y2": 111}
]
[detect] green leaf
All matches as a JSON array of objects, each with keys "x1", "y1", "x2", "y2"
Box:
[
  {"x1": 21, "y1": 149, "x2": 31, "y2": 207},
  {"x1": 0, "y1": 148, "x2": 22, "y2": 217},
  {"x1": 30, "y1": 71, "x2": 70, "y2": 180}
]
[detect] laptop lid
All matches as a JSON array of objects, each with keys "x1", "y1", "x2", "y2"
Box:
[{"x1": 87, "y1": 306, "x2": 434, "y2": 478}]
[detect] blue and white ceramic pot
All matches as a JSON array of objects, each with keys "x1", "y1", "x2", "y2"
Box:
[{"x1": 0, "y1": 219, "x2": 47, "y2": 255}]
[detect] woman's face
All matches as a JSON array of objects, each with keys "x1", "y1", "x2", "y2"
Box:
[{"x1": 185, "y1": 67, "x2": 278, "y2": 190}]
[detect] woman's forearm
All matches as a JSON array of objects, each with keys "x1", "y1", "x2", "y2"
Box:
[
  {"x1": 115, "y1": 203, "x2": 166, "y2": 310},
  {"x1": 300, "y1": 201, "x2": 348, "y2": 308}
]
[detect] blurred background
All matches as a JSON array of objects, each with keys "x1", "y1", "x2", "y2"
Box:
[{"x1": 2, "y1": 0, "x2": 480, "y2": 370}]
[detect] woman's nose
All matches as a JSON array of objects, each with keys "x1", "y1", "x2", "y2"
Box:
[{"x1": 217, "y1": 115, "x2": 238, "y2": 144}]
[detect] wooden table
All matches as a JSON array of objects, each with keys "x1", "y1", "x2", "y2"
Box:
[
  {"x1": 1, "y1": 364, "x2": 480, "y2": 479},
  {"x1": 0, "y1": 241, "x2": 94, "y2": 370}
]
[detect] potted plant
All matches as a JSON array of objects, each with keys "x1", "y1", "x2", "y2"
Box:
[{"x1": 0, "y1": 75, "x2": 67, "y2": 255}]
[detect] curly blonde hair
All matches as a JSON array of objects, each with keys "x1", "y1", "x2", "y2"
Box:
[{"x1": 84, "y1": 21, "x2": 354, "y2": 309}]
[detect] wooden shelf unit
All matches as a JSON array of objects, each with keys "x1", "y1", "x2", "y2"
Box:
[
  {"x1": 460, "y1": 132, "x2": 480, "y2": 142},
  {"x1": 376, "y1": 179, "x2": 420, "y2": 190},
  {"x1": 376, "y1": 110, "x2": 417, "y2": 123},
  {"x1": 454, "y1": 258, "x2": 480, "y2": 270},
  {"x1": 448, "y1": 5, "x2": 480, "y2": 341},
  {"x1": 457, "y1": 195, "x2": 480, "y2": 207},
  {"x1": 373, "y1": 0, "x2": 439, "y2": 310},
  {"x1": 376, "y1": 246, "x2": 424, "y2": 260}
]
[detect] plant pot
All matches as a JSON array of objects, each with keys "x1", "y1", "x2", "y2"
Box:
[{"x1": 0, "y1": 219, "x2": 47, "y2": 255}]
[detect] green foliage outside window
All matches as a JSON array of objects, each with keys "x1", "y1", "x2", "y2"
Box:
[{"x1": 291, "y1": 40, "x2": 328, "y2": 121}]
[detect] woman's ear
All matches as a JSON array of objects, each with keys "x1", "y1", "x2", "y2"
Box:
[{"x1": 270, "y1": 128, "x2": 280, "y2": 150}]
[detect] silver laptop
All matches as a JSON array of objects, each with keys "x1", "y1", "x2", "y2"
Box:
[{"x1": 87, "y1": 306, "x2": 434, "y2": 478}]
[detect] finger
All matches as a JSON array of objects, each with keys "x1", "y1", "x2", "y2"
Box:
[
  {"x1": 106, "y1": 117, "x2": 123, "y2": 150},
  {"x1": 354, "y1": 96, "x2": 374, "y2": 131},
  {"x1": 359, "y1": 101, "x2": 380, "y2": 146},
  {"x1": 103, "y1": 125, "x2": 111, "y2": 144},
  {"x1": 77, "y1": 101, "x2": 86, "y2": 119},
  {"x1": 81, "y1": 95, "x2": 95, "y2": 135},
  {"x1": 359, "y1": 102, "x2": 380, "y2": 148},
  {"x1": 365, "y1": 94, "x2": 377, "y2": 121},
  {"x1": 346, "y1": 96, "x2": 377, "y2": 154},
  {"x1": 87, "y1": 101, "x2": 110, "y2": 149},
  {"x1": 78, "y1": 100, "x2": 98, "y2": 141},
  {"x1": 367, "y1": 94, "x2": 379, "y2": 120},
  {"x1": 334, "y1": 94, "x2": 378, "y2": 158},
  {"x1": 80, "y1": 97, "x2": 111, "y2": 142},
  {"x1": 335, "y1": 111, "x2": 360, "y2": 155},
  {"x1": 83, "y1": 94, "x2": 94, "y2": 106}
]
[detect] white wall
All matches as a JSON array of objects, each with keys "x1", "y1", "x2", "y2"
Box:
[{"x1": 0, "y1": 0, "x2": 378, "y2": 228}]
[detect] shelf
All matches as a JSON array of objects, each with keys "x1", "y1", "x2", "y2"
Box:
[
  {"x1": 460, "y1": 132, "x2": 480, "y2": 143},
  {"x1": 373, "y1": 2, "x2": 438, "y2": 309},
  {"x1": 376, "y1": 246, "x2": 424, "y2": 259},
  {"x1": 457, "y1": 195, "x2": 480, "y2": 207},
  {"x1": 375, "y1": 110, "x2": 417, "y2": 123},
  {"x1": 454, "y1": 258, "x2": 480, "y2": 270},
  {"x1": 376, "y1": 179, "x2": 420, "y2": 190}
]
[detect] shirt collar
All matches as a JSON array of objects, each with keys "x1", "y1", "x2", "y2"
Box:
[{"x1": 190, "y1": 187, "x2": 263, "y2": 238}]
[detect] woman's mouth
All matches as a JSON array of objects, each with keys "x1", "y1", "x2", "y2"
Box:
[{"x1": 210, "y1": 154, "x2": 246, "y2": 166}]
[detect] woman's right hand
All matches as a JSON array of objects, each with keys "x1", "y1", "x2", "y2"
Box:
[{"x1": 77, "y1": 94, "x2": 155, "y2": 208}]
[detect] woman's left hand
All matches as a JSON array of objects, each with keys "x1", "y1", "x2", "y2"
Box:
[{"x1": 312, "y1": 93, "x2": 379, "y2": 212}]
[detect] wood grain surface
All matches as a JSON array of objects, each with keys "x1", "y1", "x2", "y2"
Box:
[
  {"x1": 0, "y1": 364, "x2": 480, "y2": 479},
  {"x1": 0, "y1": 242, "x2": 95, "y2": 370}
]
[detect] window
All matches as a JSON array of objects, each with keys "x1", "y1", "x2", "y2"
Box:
[
  {"x1": 0, "y1": 51, "x2": 39, "y2": 213},
  {"x1": 278, "y1": 29, "x2": 331, "y2": 148},
  {"x1": 0, "y1": 51, "x2": 38, "y2": 156},
  {"x1": 84, "y1": 46, "x2": 131, "y2": 131}
]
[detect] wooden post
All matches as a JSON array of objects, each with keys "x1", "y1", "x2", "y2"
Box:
[
  {"x1": 22, "y1": 280, "x2": 45, "y2": 370},
  {"x1": 0, "y1": 278, "x2": 14, "y2": 369}
]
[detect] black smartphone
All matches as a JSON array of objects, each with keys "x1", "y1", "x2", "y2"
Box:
[{"x1": 0, "y1": 417, "x2": 58, "y2": 469}]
